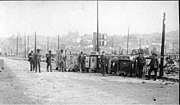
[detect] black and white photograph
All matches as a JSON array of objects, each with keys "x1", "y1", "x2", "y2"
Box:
[{"x1": 0, "y1": 0, "x2": 179, "y2": 104}]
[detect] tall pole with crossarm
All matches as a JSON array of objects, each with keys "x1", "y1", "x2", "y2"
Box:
[
  {"x1": 159, "y1": 12, "x2": 166, "y2": 78},
  {"x1": 16, "y1": 32, "x2": 18, "y2": 56},
  {"x1": 97, "y1": 0, "x2": 99, "y2": 52},
  {"x1": 35, "y1": 32, "x2": 37, "y2": 53},
  {"x1": 47, "y1": 36, "x2": 49, "y2": 52},
  {"x1": 27, "y1": 35, "x2": 29, "y2": 54},
  {"x1": 24, "y1": 33, "x2": 26, "y2": 58},
  {"x1": 127, "y1": 26, "x2": 130, "y2": 55},
  {"x1": 58, "y1": 34, "x2": 60, "y2": 50}
]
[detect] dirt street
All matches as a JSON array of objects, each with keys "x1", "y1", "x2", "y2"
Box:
[{"x1": 0, "y1": 57, "x2": 179, "y2": 105}]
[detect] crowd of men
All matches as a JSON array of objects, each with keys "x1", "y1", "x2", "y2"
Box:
[
  {"x1": 134, "y1": 51, "x2": 159, "y2": 81},
  {"x1": 27, "y1": 49, "x2": 107, "y2": 76},
  {"x1": 28, "y1": 49, "x2": 67, "y2": 73},
  {"x1": 28, "y1": 49, "x2": 42, "y2": 73},
  {"x1": 27, "y1": 49, "x2": 176, "y2": 81}
]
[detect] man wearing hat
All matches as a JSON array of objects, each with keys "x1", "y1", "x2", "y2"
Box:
[
  {"x1": 77, "y1": 51, "x2": 85, "y2": 73},
  {"x1": 100, "y1": 51, "x2": 107, "y2": 76},
  {"x1": 28, "y1": 50, "x2": 35, "y2": 71},
  {"x1": 46, "y1": 50, "x2": 53, "y2": 72},
  {"x1": 147, "y1": 53, "x2": 159, "y2": 80},
  {"x1": 59, "y1": 49, "x2": 65, "y2": 72},
  {"x1": 135, "y1": 50, "x2": 146, "y2": 78},
  {"x1": 34, "y1": 49, "x2": 41, "y2": 73}
]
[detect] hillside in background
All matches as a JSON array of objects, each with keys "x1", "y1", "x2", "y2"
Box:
[{"x1": 0, "y1": 30, "x2": 179, "y2": 55}]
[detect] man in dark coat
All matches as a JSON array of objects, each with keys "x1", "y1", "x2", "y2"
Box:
[
  {"x1": 28, "y1": 50, "x2": 35, "y2": 71},
  {"x1": 147, "y1": 53, "x2": 159, "y2": 81},
  {"x1": 78, "y1": 51, "x2": 85, "y2": 73},
  {"x1": 100, "y1": 51, "x2": 106, "y2": 76},
  {"x1": 135, "y1": 52, "x2": 146, "y2": 78},
  {"x1": 46, "y1": 50, "x2": 53, "y2": 72},
  {"x1": 34, "y1": 49, "x2": 41, "y2": 73}
]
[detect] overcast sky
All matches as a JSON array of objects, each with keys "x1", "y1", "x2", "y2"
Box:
[{"x1": 0, "y1": 1, "x2": 179, "y2": 37}]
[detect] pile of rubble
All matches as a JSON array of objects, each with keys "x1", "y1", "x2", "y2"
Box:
[{"x1": 164, "y1": 57, "x2": 179, "y2": 75}]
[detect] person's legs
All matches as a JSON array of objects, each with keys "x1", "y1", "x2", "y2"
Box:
[
  {"x1": 103, "y1": 65, "x2": 106, "y2": 76},
  {"x1": 38, "y1": 61, "x2": 41, "y2": 73},
  {"x1": 32, "y1": 60, "x2": 35, "y2": 71},
  {"x1": 47, "y1": 63, "x2": 49, "y2": 72},
  {"x1": 148, "y1": 67, "x2": 153, "y2": 79},
  {"x1": 101, "y1": 64, "x2": 105, "y2": 76},
  {"x1": 30, "y1": 62, "x2": 32, "y2": 71},
  {"x1": 60, "y1": 62, "x2": 62, "y2": 72},
  {"x1": 139, "y1": 66, "x2": 143, "y2": 78},
  {"x1": 81, "y1": 63, "x2": 84, "y2": 72},
  {"x1": 80, "y1": 63, "x2": 82, "y2": 73},
  {"x1": 154, "y1": 68, "x2": 158, "y2": 80},
  {"x1": 62, "y1": 62, "x2": 65, "y2": 72},
  {"x1": 34, "y1": 61, "x2": 37, "y2": 72},
  {"x1": 50, "y1": 63, "x2": 52, "y2": 72}
]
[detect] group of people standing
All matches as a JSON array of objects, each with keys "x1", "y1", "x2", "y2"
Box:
[
  {"x1": 98, "y1": 50, "x2": 160, "y2": 79},
  {"x1": 76, "y1": 51, "x2": 108, "y2": 76},
  {"x1": 135, "y1": 52, "x2": 159, "y2": 81},
  {"x1": 28, "y1": 49, "x2": 42, "y2": 73},
  {"x1": 28, "y1": 49, "x2": 53, "y2": 73},
  {"x1": 28, "y1": 49, "x2": 160, "y2": 80}
]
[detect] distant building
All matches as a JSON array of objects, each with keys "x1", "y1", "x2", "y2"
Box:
[{"x1": 93, "y1": 32, "x2": 107, "y2": 51}]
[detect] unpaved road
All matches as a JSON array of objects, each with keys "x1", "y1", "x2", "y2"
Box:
[{"x1": 0, "y1": 57, "x2": 179, "y2": 105}]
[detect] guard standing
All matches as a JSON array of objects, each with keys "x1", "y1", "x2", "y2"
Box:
[
  {"x1": 55, "y1": 50, "x2": 60, "y2": 70},
  {"x1": 100, "y1": 51, "x2": 106, "y2": 76},
  {"x1": 78, "y1": 51, "x2": 85, "y2": 73},
  {"x1": 135, "y1": 52, "x2": 146, "y2": 78},
  {"x1": 46, "y1": 50, "x2": 53, "y2": 72},
  {"x1": 147, "y1": 53, "x2": 159, "y2": 81},
  {"x1": 59, "y1": 49, "x2": 65, "y2": 72},
  {"x1": 28, "y1": 50, "x2": 35, "y2": 71},
  {"x1": 34, "y1": 49, "x2": 41, "y2": 73}
]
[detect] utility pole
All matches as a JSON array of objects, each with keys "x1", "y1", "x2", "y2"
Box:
[
  {"x1": 58, "y1": 34, "x2": 60, "y2": 50},
  {"x1": 96, "y1": 0, "x2": 99, "y2": 52},
  {"x1": 47, "y1": 36, "x2": 49, "y2": 52},
  {"x1": 139, "y1": 39, "x2": 141, "y2": 49},
  {"x1": 112, "y1": 36, "x2": 114, "y2": 54},
  {"x1": 27, "y1": 35, "x2": 29, "y2": 54},
  {"x1": 8, "y1": 45, "x2": 9, "y2": 56},
  {"x1": 96, "y1": 0, "x2": 100, "y2": 71},
  {"x1": 127, "y1": 26, "x2": 130, "y2": 55},
  {"x1": 16, "y1": 33, "x2": 18, "y2": 56},
  {"x1": 35, "y1": 32, "x2": 37, "y2": 53},
  {"x1": 160, "y1": 12, "x2": 166, "y2": 78},
  {"x1": 24, "y1": 33, "x2": 26, "y2": 58},
  {"x1": 11, "y1": 49, "x2": 12, "y2": 56}
]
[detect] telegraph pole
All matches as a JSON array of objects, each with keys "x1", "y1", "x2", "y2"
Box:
[
  {"x1": 27, "y1": 35, "x2": 29, "y2": 54},
  {"x1": 35, "y1": 32, "x2": 37, "y2": 53},
  {"x1": 127, "y1": 26, "x2": 130, "y2": 55},
  {"x1": 24, "y1": 33, "x2": 26, "y2": 58},
  {"x1": 96, "y1": 0, "x2": 99, "y2": 52},
  {"x1": 112, "y1": 36, "x2": 114, "y2": 54},
  {"x1": 8, "y1": 45, "x2": 9, "y2": 56},
  {"x1": 16, "y1": 33, "x2": 18, "y2": 56},
  {"x1": 139, "y1": 39, "x2": 141, "y2": 49},
  {"x1": 11, "y1": 49, "x2": 12, "y2": 56},
  {"x1": 47, "y1": 36, "x2": 49, "y2": 52},
  {"x1": 160, "y1": 12, "x2": 166, "y2": 78},
  {"x1": 58, "y1": 34, "x2": 60, "y2": 50},
  {"x1": 96, "y1": 0, "x2": 100, "y2": 71}
]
